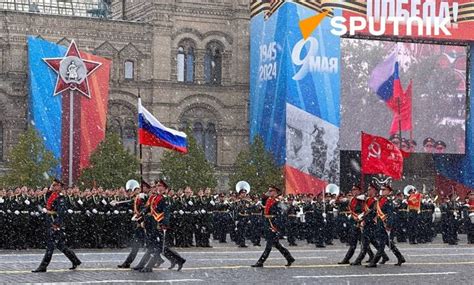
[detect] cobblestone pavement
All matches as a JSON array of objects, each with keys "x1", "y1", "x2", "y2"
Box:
[{"x1": 0, "y1": 235, "x2": 472, "y2": 285}]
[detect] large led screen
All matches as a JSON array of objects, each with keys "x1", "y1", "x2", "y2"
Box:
[{"x1": 340, "y1": 39, "x2": 467, "y2": 154}]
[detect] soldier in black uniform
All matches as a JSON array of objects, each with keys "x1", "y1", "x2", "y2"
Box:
[
  {"x1": 338, "y1": 185, "x2": 365, "y2": 264},
  {"x1": 32, "y1": 180, "x2": 81, "y2": 272},
  {"x1": 366, "y1": 185, "x2": 405, "y2": 267},
  {"x1": 441, "y1": 193, "x2": 460, "y2": 245},
  {"x1": 181, "y1": 186, "x2": 196, "y2": 247},
  {"x1": 135, "y1": 180, "x2": 186, "y2": 273},
  {"x1": 214, "y1": 193, "x2": 231, "y2": 243},
  {"x1": 117, "y1": 182, "x2": 148, "y2": 268},
  {"x1": 251, "y1": 186, "x2": 295, "y2": 267},
  {"x1": 249, "y1": 195, "x2": 263, "y2": 246},
  {"x1": 302, "y1": 194, "x2": 315, "y2": 244},
  {"x1": 313, "y1": 193, "x2": 326, "y2": 248},
  {"x1": 393, "y1": 191, "x2": 408, "y2": 242},
  {"x1": 234, "y1": 189, "x2": 251, "y2": 248},
  {"x1": 286, "y1": 196, "x2": 299, "y2": 246}
]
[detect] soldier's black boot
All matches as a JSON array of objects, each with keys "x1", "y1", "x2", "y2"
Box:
[
  {"x1": 366, "y1": 251, "x2": 382, "y2": 268},
  {"x1": 379, "y1": 253, "x2": 390, "y2": 264},
  {"x1": 63, "y1": 248, "x2": 81, "y2": 270},
  {"x1": 32, "y1": 255, "x2": 52, "y2": 273},
  {"x1": 338, "y1": 246, "x2": 355, "y2": 264},
  {"x1": 391, "y1": 245, "x2": 406, "y2": 266},
  {"x1": 133, "y1": 251, "x2": 151, "y2": 271},
  {"x1": 350, "y1": 251, "x2": 365, "y2": 266},
  {"x1": 140, "y1": 253, "x2": 163, "y2": 273}
]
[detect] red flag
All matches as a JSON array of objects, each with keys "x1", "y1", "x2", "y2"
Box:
[
  {"x1": 388, "y1": 80, "x2": 413, "y2": 135},
  {"x1": 361, "y1": 132, "x2": 404, "y2": 180}
]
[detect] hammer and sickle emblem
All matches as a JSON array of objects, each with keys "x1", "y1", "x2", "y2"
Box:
[{"x1": 368, "y1": 141, "x2": 381, "y2": 159}]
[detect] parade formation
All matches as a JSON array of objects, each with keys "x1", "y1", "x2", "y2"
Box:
[{"x1": 0, "y1": 179, "x2": 472, "y2": 273}]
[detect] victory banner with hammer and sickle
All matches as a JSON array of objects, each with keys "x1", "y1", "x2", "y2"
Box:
[{"x1": 361, "y1": 132, "x2": 404, "y2": 180}]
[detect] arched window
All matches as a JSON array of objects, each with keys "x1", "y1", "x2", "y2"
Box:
[
  {"x1": 123, "y1": 119, "x2": 136, "y2": 154},
  {"x1": 0, "y1": 121, "x2": 3, "y2": 161},
  {"x1": 204, "y1": 42, "x2": 223, "y2": 85},
  {"x1": 193, "y1": 122, "x2": 204, "y2": 147},
  {"x1": 177, "y1": 41, "x2": 195, "y2": 83},
  {"x1": 108, "y1": 102, "x2": 137, "y2": 155},
  {"x1": 204, "y1": 123, "x2": 217, "y2": 164},
  {"x1": 124, "y1": 60, "x2": 134, "y2": 80},
  {"x1": 107, "y1": 119, "x2": 122, "y2": 138}
]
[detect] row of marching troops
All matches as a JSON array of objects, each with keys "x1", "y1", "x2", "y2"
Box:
[{"x1": 0, "y1": 183, "x2": 473, "y2": 250}]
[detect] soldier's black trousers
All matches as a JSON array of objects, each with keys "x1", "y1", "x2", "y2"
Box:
[
  {"x1": 370, "y1": 229, "x2": 404, "y2": 265},
  {"x1": 407, "y1": 211, "x2": 420, "y2": 243},
  {"x1": 36, "y1": 228, "x2": 81, "y2": 269},
  {"x1": 121, "y1": 226, "x2": 145, "y2": 266},
  {"x1": 256, "y1": 232, "x2": 293, "y2": 265}
]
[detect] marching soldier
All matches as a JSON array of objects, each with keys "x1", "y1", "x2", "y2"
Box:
[
  {"x1": 338, "y1": 185, "x2": 365, "y2": 264},
  {"x1": 251, "y1": 186, "x2": 295, "y2": 268},
  {"x1": 32, "y1": 179, "x2": 81, "y2": 273},
  {"x1": 135, "y1": 180, "x2": 186, "y2": 272},
  {"x1": 366, "y1": 185, "x2": 405, "y2": 267},
  {"x1": 350, "y1": 183, "x2": 388, "y2": 265},
  {"x1": 117, "y1": 182, "x2": 148, "y2": 269}
]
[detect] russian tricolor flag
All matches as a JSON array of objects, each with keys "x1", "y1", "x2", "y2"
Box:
[
  {"x1": 369, "y1": 53, "x2": 412, "y2": 135},
  {"x1": 138, "y1": 99, "x2": 188, "y2": 153}
]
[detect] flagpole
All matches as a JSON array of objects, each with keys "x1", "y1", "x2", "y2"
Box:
[
  {"x1": 360, "y1": 131, "x2": 365, "y2": 191},
  {"x1": 138, "y1": 90, "x2": 143, "y2": 192},
  {"x1": 69, "y1": 89, "x2": 74, "y2": 187},
  {"x1": 397, "y1": 97, "x2": 403, "y2": 150}
]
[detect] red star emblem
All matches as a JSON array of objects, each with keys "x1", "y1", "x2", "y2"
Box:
[{"x1": 43, "y1": 40, "x2": 101, "y2": 98}]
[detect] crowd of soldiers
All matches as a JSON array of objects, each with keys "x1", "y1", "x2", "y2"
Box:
[{"x1": 0, "y1": 183, "x2": 473, "y2": 251}]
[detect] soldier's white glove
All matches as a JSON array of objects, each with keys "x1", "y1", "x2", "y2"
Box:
[
  {"x1": 179, "y1": 210, "x2": 184, "y2": 215},
  {"x1": 77, "y1": 199, "x2": 83, "y2": 206},
  {"x1": 358, "y1": 213, "x2": 364, "y2": 220},
  {"x1": 224, "y1": 201, "x2": 229, "y2": 205},
  {"x1": 322, "y1": 213, "x2": 327, "y2": 218},
  {"x1": 193, "y1": 210, "x2": 198, "y2": 215},
  {"x1": 67, "y1": 209, "x2": 73, "y2": 214},
  {"x1": 188, "y1": 201, "x2": 193, "y2": 206},
  {"x1": 42, "y1": 208, "x2": 48, "y2": 213},
  {"x1": 128, "y1": 209, "x2": 133, "y2": 214},
  {"x1": 402, "y1": 199, "x2": 407, "y2": 203},
  {"x1": 114, "y1": 210, "x2": 119, "y2": 215},
  {"x1": 7, "y1": 209, "x2": 11, "y2": 214},
  {"x1": 139, "y1": 193, "x2": 146, "y2": 199},
  {"x1": 110, "y1": 200, "x2": 117, "y2": 207},
  {"x1": 30, "y1": 212, "x2": 35, "y2": 216},
  {"x1": 25, "y1": 200, "x2": 31, "y2": 205},
  {"x1": 329, "y1": 200, "x2": 336, "y2": 205},
  {"x1": 106, "y1": 211, "x2": 111, "y2": 215},
  {"x1": 0, "y1": 198, "x2": 4, "y2": 203},
  {"x1": 210, "y1": 200, "x2": 215, "y2": 206},
  {"x1": 101, "y1": 199, "x2": 107, "y2": 205},
  {"x1": 92, "y1": 209, "x2": 98, "y2": 214},
  {"x1": 201, "y1": 209, "x2": 206, "y2": 214},
  {"x1": 35, "y1": 212, "x2": 40, "y2": 216},
  {"x1": 14, "y1": 210, "x2": 20, "y2": 215}
]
